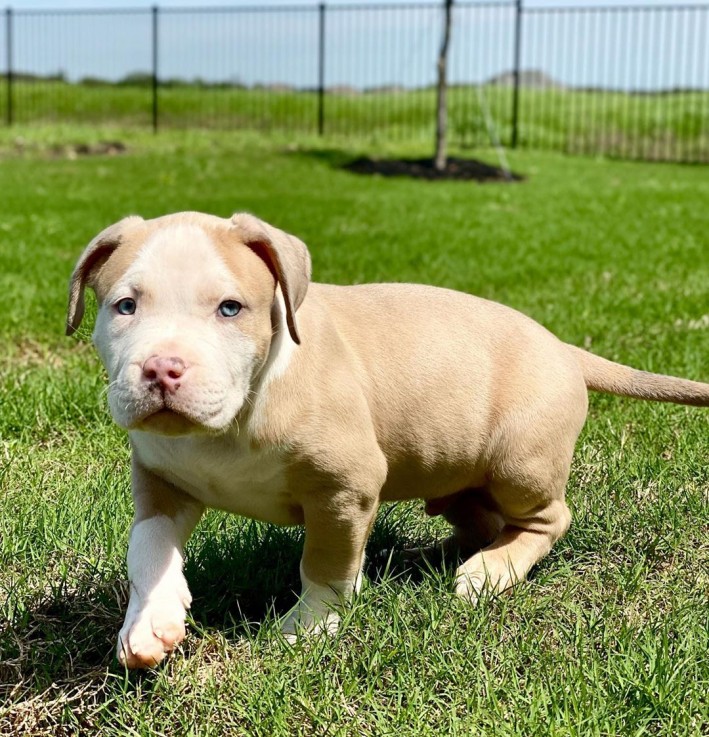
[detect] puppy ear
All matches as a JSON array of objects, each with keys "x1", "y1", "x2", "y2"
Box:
[
  {"x1": 231, "y1": 213, "x2": 312, "y2": 345},
  {"x1": 66, "y1": 216, "x2": 143, "y2": 336}
]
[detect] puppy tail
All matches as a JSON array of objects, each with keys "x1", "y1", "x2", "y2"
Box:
[{"x1": 568, "y1": 346, "x2": 709, "y2": 407}]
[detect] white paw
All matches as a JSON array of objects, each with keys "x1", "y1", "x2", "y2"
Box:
[
  {"x1": 281, "y1": 562, "x2": 362, "y2": 643},
  {"x1": 117, "y1": 593, "x2": 189, "y2": 669},
  {"x1": 280, "y1": 603, "x2": 341, "y2": 645}
]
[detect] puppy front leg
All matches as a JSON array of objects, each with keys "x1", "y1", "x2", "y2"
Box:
[
  {"x1": 117, "y1": 458, "x2": 204, "y2": 669},
  {"x1": 281, "y1": 491, "x2": 379, "y2": 643}
]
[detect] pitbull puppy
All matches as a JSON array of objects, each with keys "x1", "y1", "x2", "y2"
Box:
[{"x1": 66, "y1": 211, "x2": 709, "y2": 669}]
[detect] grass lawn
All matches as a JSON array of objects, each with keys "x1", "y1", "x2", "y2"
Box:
[
  {"x1": 3, "y1": 80, "x2": 709, "y2": 162},
  {"x1": 0, "y1": 128, "x2": 707, "y2": 735}
]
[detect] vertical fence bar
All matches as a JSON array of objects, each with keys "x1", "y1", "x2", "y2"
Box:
[
  {"x1": 702, "y1": 7, "x2": 709, "y2": 163},
  {"x1": 662, "y1": 8, "x2": 677, "y2": 161},
  {"x1": 652, "y1": 7, "x2": 662, "y2": 161},
  {"x1": 580, "y1": 8, "x2": 589, "y2": 155},
  {"x1": 589, "y1": 10, "x2": 597, "y2": 155},
  {"x1": 317, "y1": 2, "x2": 325, "y2": 135},
  {"x1": 5, "y1": 7, "x2": 12, "y2": 126},
  {"x1": 628, "y1": 11, "x2": 647, "y2": 159},
  {"x1": 152, "y1": 5, "x2": 159, "y2": 133},
  {"x1": 679, "y1": 8, "x2": 689, "y2": 163},
  {"x1": 694, "y1": 7, "x2": 703, "y2": 162},
  {"x1": 638, "y1": 8, "x2": 648, "y2": 160},
  {"x1": 511, "y1": 0, "x2": 522, "y2": 147},
  {"x1": 600, "y1": 8, "x2": 608, "y2": 156}
]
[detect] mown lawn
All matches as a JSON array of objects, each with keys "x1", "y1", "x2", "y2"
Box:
[{"x1": 0, "y1": 128, "x2": 707, "y2": 736}]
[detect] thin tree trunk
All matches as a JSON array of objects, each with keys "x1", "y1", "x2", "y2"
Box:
[{"x1": 434, "y1": 0, "x2": 453, "y2": 172}]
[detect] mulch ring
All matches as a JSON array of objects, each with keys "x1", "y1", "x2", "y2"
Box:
[{"x1": 344, "y1": 156, "x2": 523, "y2": 182}]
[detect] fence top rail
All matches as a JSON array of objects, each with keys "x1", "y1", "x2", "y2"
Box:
[
  {"x1": 159, "y1": 4, "x2": 318, "y2": 13},
  {"x1": 6, "y1": 5, "x2": 316, "y2": 15},
  {"x1": 526, "y1": 3, "x2": 709, "y2": 12},
  {"x1": 7, "y1": 1, "x2": 709, "y2": 16},
  {"x1": 317, "y1": 1, "x2": 515, "y2": 9},
  {"x1": 7, "y1": 1, "x2": 520, "y2": 18},
  {"x1": 8, "y1": 6, "x2": 154, "y2": 16}
]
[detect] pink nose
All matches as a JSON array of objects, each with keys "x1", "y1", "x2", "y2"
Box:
[{"x1": 142, "y1": 355, "x2": 187, "y2": 394}]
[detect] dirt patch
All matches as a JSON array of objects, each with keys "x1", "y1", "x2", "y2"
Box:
[
  {"x1": 6, "y1": 138, "x2": 128, "y2": 159},
  {"x1": 50, "y1": 140, "x2": 127, "y2": 159},
  {"x1": 344, "y1": 156, "x2": 523, "y2": 182}
]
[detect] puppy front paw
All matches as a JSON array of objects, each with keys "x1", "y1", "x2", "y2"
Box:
[
  {"x1": 280, "y1": 603, "x2": 341, "y2": 645},
  {"x1": 281, "y1": 564, "x2": 360, "y2": 644},
  {"x1": 117, "y1": 596, "x2": 188, "y2": 669}
]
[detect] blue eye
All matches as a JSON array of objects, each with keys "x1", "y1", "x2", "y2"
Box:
[
  {"x1": 116, "y1": 298, "x2": 136, "y2": 315},
  {"x1": 218, "y1": 300, "x2": 242, "y2": 318}
]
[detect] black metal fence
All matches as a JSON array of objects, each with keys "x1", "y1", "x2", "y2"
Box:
[{"x1": 2, "y1": 1, "x2": 709, "y2": 162}]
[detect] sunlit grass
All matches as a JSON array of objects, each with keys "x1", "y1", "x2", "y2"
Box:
[{"x1": 0, "y1": 129, "x2": 707, "y2": 735}]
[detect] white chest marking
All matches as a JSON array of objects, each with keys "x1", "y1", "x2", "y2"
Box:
[{"x1": 132, "y1": 429, "x2": 297, "y2": 526}]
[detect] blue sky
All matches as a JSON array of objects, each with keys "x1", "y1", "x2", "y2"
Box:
[{"x1": 4, "y1": 1, "x2": 709, "y2": 91}]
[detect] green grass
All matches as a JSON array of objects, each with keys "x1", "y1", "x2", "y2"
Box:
[
  {"x1": 2, "y1": 80, "x2": 709, "y2": 161},
  {"x1": 1, "y1": 128, "x2": 708, "y2": 735}
]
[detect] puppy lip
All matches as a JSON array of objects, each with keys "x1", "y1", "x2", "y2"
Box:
[
  {"x1": 150, "y1": 407, "x2": 182, "y2": 418},
  {"x1": 114, "y1": 380, "x2": 232, "y2": 432},
  {"x1": 142, "y1": 405, "x2": 192, "y2": 424},
  {"x1": 130, "y1": 402, "x2": 228, "y2": 435},
  {"x1": 133, "y1": 407, "x2": 201, "y2": 436}
]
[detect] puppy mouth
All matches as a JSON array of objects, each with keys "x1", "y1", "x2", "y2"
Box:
[
  {"x1": 126, "y1": 393, "x2": 229, "y2": 436},
  {"x1": 146, "y1": 407, "x2": 187, "y2": 421},
  {"x1": 121, "y1": 387, "x2": 199, "y2": 432},
  {"x1": 110, "y1": 374, "x2": 236, "y2": 435},
  {"x1": 135, "y1": 406, "x2": 201, "y2": 436}
]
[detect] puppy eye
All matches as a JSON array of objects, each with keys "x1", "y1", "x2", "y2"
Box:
[
  {"x1": 218, "y1": 300, "x2": 242, "y2": 318},
  {"x1": 115, "y1": 298, "x2": 136, "y2": 315}
]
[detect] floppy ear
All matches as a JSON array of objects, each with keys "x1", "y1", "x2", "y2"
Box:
[
  {"x1": 66, "y1": 216, "x2": 143, "y2": 336},
  {"x1": 230, "y1": 213, "x2": 312, "y2": 345}
]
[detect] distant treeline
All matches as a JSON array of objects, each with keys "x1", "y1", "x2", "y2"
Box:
[
  {"x1": 6, "y1": 70, "x2": 707, "y2": 96},
  {"x1": 9, "y1": 71, "x2": 251, "y2": 89}
]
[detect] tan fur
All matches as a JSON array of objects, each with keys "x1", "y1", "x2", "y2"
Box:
[
  {"x1": 67, "y1": 212, "x2": 708, "y2": 668},
  {"x1": 569, "y1": 345, "x2": 709, "y2": 406}
]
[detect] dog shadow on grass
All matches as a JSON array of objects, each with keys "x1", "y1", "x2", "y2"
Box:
[
  {"x1": 0, "y1": 576, "x2": 126, "y2": 709},
  {"x1": 184, "y1": 504, "x2": 439, "y2": 633},
  {"x1": 1, "y1": 505, "x2": 439, "y2": 704}
]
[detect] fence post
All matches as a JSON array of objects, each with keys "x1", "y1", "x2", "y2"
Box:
[
  {"x1": 511, "y1": 0, "x2": 522, "y2": 148},
  {"x1": 5, "y1": 7, "x2": 12, "y2": 126},
  {"x1": 152, "y1": 5, "x2": 159, "y2": 133},
  {"x1": 317, "y1": 2, "x2": 325, "y2": 135}
]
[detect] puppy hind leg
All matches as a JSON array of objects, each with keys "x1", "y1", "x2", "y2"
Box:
[
  {"x1": 442, "y1": 488, "x2": 505, "y2": 556},
  {"x1": 454, "y1": 484, "x2": 571, "y2": 604},
  {"x1": 455, "y1": 390, "x2": 584, "y2": 604},
  {"x1": 407, "y1": 488, "x2": 504, "y2": 566}
]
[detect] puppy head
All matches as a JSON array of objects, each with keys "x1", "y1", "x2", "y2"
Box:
[{"x1": 66, "y1": 211, "x2": 311, "y2": 435}]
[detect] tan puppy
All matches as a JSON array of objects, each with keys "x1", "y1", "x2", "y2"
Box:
[{"x1": 66, "y1": 212, "x2": 709, "y2": 669}]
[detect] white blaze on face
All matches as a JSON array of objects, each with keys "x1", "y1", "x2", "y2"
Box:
[{"x1": 93, "y1": 224, "x2": 264, "y2": 434}]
